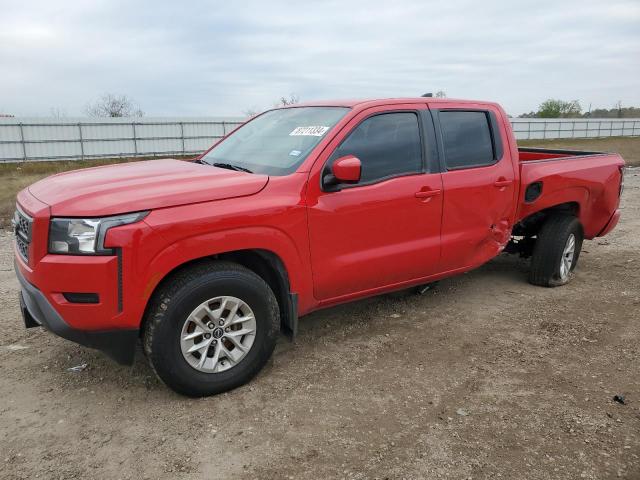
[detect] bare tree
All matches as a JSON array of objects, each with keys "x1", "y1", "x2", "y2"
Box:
[
  {"x1": 49, "y1": 107, "x2": 67, "y2": 119},
  {"x1": 244, "y1": 94, "x2": 301, "y2": 117},
  {"x1": 435, "y1": 90, "x2": 447, "y2": 98},
  {"x1": 85, "y1": 93, "x2": 144, "y2": 118},
  {"x1": 243, "y1": 107, "x2": 260, "y2": 117},
  {"x1": 0, "y1": 105, "x2": 13, "y2": 117},
  {"x1": 275, "y1": 94, "x2": 300, "y2": 107}
]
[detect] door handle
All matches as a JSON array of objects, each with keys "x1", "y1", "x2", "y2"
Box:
[
  {"x1": 415, "y1": 189, "x2": 441, "y2": 199},
  {"x1": 494, "y1": 179, "x2": 512, "y2": 188}
]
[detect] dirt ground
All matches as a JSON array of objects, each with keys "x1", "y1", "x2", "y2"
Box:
[{"x1": 0, "y1": 171, "x2": 638, "y2": 480}]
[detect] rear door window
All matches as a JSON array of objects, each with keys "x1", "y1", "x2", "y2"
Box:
[{"x1": 439, "y1": 111, "x2": 495, "y2": 169}]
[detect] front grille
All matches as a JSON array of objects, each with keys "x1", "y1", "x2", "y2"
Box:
[
  {"x1": 13, "y1": 206, "x2": 33, "y2": 262},
  {"x1": 16, "y1": 235, "x2": 29, "y2": 260}
]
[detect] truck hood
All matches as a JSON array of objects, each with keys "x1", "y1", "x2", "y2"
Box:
[{"x1": 28, "y1": 159, "x2": 269, "y2": 217}]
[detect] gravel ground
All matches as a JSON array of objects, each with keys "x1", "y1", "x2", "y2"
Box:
[{"x1": 0, "y1": 170, "x2": 638, "y2": 480}]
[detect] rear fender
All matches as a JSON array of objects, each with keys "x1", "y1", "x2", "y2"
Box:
[{"x1": 519, "y1": 186, "x2": 589, "y2": 225}]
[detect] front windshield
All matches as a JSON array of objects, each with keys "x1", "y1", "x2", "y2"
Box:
[{"x1": 201, "y1": 107, "x2": 349, "y2": 175}]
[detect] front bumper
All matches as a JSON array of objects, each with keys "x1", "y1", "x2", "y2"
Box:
[{"x1": 16, "y1": 263, "x2": 138, "y2": 365}]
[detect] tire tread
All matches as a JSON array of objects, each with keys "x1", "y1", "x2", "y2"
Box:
[
  {"x1": 529, "y1": 214, "x2": 583, "y2": 287},
  {"x1": 142, "y1": 260, "x2": 279, "y2": 396}
]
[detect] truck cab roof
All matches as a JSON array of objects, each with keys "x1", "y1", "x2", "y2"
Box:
[{"x1": 292, "y1": 97, "x2": 501, "y2": 109}]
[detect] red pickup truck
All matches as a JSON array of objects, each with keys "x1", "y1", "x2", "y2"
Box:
[{"x1": 14, "y1": 98, "x2": 624, "y2": 396}]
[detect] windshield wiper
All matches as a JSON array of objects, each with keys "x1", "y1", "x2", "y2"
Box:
[{"x1": 212, "y1": 162, "x2": 253, "y2": 174}]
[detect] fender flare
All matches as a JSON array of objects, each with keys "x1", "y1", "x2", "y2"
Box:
[
  {"x1": 137, "y1": 226, "x2": 312, "y2": 331},
  {"x1": 519, "y1": 185, "x2": 589, "y2": 224}
]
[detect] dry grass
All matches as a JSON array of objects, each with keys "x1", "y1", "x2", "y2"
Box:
[
  {"x1": 1, "y1": 137, "x2": 637, "y2": 226},
  {"x1": 519, "y1": 136, "x2": 639, "y2": 166},
  {"x1": 0, "y1": 155, "x2": 194, "y2": 226}
]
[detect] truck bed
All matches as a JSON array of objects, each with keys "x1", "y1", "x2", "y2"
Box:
[
  {"x1": 516, "y1": 147, "x2": 624, "y2": 239},
  {"x1": 518, "y1": 147, "x2": 605, "y2": 162}
]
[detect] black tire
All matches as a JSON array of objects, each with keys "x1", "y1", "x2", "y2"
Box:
[
  {"x1": 143, "y1": 261, "x2": 279, "y2": 397},
  {"x1": 528, "y1": 214, "x2": 583, "y2": 287}
]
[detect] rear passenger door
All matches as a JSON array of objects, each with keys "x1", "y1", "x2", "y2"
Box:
[{"x1": 430, "y1": 103, "x2": 517, "y2": 272}]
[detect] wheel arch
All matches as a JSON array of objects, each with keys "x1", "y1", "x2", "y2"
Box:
[
  {"x1": 140, "y1": 248, "x2": 298, "y2": 339},
  {"x1": 219, "y1": 249, "x2": 298, "y2": 339},
  {"x1": 514, "y1": 201, "x2": 583, "y2": 237},
  {"x1": 139, "y1": 229, "x2": 310, "y2": 339},
  {"x1": 517, "y1": 185, "x2": 589, "y2": 229}
]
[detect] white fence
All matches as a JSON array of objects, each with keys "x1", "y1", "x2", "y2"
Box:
[
  {"x1": 0, "y1": 116, "x2": 638, "y2": 163},
  {"x1": 510, "y1": 118, "x2": 640, "y2": 140},
  {"x1": 0, "y1": 117, "x2": 245, "y2": 163}
]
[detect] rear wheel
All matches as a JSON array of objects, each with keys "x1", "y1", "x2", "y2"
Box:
[
  {"x1": 528, "y1": 215, "x2": 583, "y2": 287},
  {"x1": 143, "y1": 261, "x2": 279, "y2": 397}
]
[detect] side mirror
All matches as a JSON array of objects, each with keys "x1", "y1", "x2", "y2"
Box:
[{"x1": 328, "y1": 155, "x2": 361, "y2": 186}]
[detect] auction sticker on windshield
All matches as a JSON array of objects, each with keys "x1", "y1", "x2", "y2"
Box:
[{"x1": 289, "y1": 126, "x2": 330, "y2": 136}]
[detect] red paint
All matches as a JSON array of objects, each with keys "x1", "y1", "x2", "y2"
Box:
[
  {"x1": 28, "y1": 159, "x2": 269, "y2": 217},
  {"x1": 14, "y1": 98, "x2": 625, "y2": 334},
  {"x1": 519, "y1": 150, "x2": 569, "y2": 161},
  {"x1": 331, "y1": 155, "x2": 362, "y2": 183}
]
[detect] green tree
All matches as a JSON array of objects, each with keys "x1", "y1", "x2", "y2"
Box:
[
  {"x1": 587, "y1": 105, "x2": 640, "y2": 118},
  {"x1": 536, "y1": 99, "x2": 582, "y2": 118}
]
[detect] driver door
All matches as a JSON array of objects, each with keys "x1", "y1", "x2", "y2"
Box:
[{"x1": 306, "y1": 105, "x2": 443, "y2": 301}]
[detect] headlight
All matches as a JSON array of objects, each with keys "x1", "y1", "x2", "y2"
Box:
[{"x1": 49, "y1": 212, "x2": 148, "y2": 255}]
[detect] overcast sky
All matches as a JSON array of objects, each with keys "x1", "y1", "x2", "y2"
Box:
[{"x1": 1, "y1": 0, "x2": 639, "y2": 117}]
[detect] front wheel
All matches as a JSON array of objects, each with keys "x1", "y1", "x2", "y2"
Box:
[
  {"x1": 143, "y1": 261, "x2": 280, "y2": 397},
  {"x1": 528, "y1": 215, "x2": 584, "y2": 287}
]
